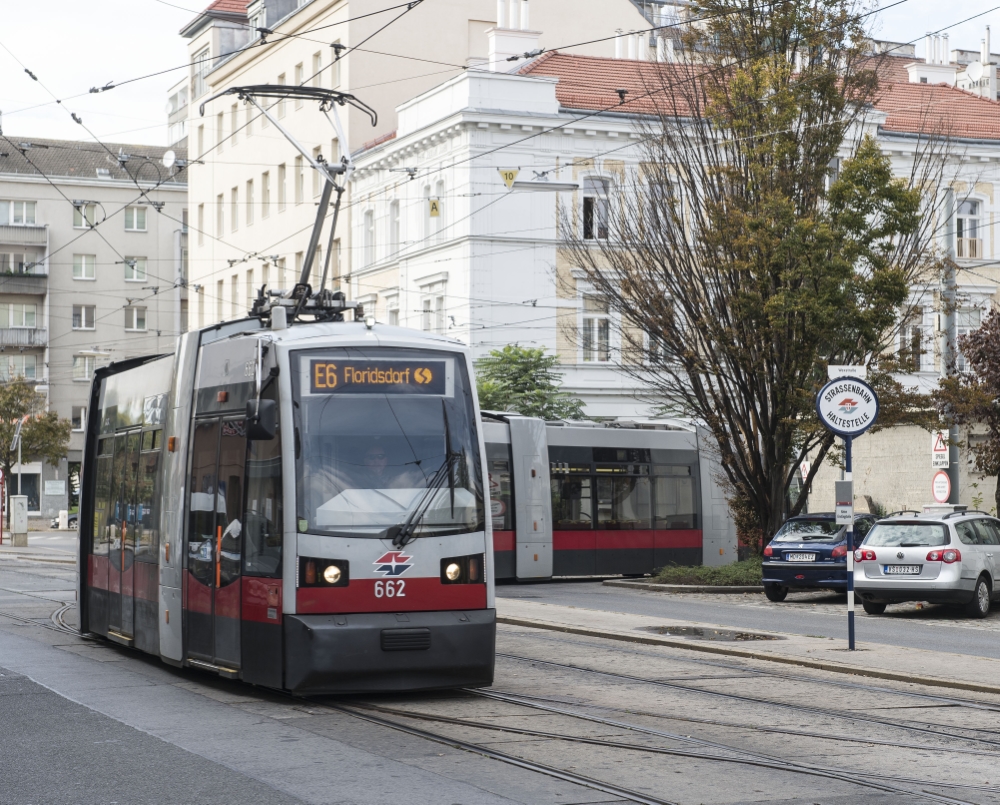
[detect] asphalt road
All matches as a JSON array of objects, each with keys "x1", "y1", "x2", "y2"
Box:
[{"x1": 496, "y1": 579, "x2": 1000, "y2": 658}]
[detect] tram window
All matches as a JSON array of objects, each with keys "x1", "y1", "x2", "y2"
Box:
[
  {"x1": 549, "y1": 445, "x2": 593, "y2": 470},
  {"x1": 219, "y1": 420, "x2": 247, "y2": 587},
  {"x1": 92, "y1": 451, "x2": 114, "y2": 555},
  {"x1": 486, "y1": 443, "x2": 514, "y2": 532},
  {"x1": 245, "y1": 389, "x2": 283, "y2": 577},
  {"x1": 293, "y1": 348, "x2": 484, "y2": 538},
  {"x1": 551, "y1": 476, "x2": 594, "y2": 530},
  {"x1": 593, "y1": 447, "x2": 650, "y2": 464},
  {"x1": 135, "y1": 443, "x2": 160, "y2": 562},
  {"x1": 188, "y1": 420, "x2": 220, "y2": 588},
  {"x1": 596, "y1": 476, "x2": 652, "y2": 530},
  {"x1": 652, "y1": 466, "x2": 696, "y2": 529}
]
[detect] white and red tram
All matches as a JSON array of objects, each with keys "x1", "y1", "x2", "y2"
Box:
[{"x1": 78, "y1": 312, "x2": 496, "y2": 693}]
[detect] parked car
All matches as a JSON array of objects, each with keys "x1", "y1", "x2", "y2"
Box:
[
  {"x1": 49, "y1": 512, "x2": 78, "y2": 529},
  {"x1": 762, "y1": 512, "x2": 877, "y2": 602},
  {"x1": 855, "y1": 511, "x2": 1000, "y2": 618}
]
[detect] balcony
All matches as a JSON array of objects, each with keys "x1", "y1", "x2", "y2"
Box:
[
  {"x1": 957, "y1": 237, "x2": 983, "y2": 259},
  {"x1": 0, "y1": 273, "x2": 47, "y2": 295},
  {"x1": 0, "y1": 328, "x2": 47, "y2": 347},
  {"x1": 0, "y1": 224, "x2": 47, "y2": 247}
]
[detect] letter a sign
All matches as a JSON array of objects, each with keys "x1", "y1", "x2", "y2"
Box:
[
  {"x1": 931, "y1": 430, "x2": 949, "y2": 469},
  {"x1": 428, "y1": 198, "x2": 441, "y2": 218}
]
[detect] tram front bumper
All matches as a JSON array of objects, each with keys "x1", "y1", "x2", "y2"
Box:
[{"x1": 283, "y1": 608, "x2": 496, "y2": 694}]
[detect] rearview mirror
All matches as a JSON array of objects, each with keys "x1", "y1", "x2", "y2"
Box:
[{"x1": 246, "y1": 398, "x2": 276, "y2": 440}]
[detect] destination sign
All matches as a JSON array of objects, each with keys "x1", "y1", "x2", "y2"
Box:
[{"x1": 309, "y1": 360, "x2": 447, "y2": 395}]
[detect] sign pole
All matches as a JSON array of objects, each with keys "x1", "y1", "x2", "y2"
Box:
[{"x1": 845, "y1": 436, "x2": 854, "y2": 651}]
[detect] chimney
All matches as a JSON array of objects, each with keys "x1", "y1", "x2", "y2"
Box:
[
  {"x1": 943, "y1": 33, "x2": 949, "y2": 63},
  {"x1": 987, "y1": 26, "x2": 993, "y2": 65},
  {"x1": 615, "y1": 29, "x2": 624, "y2": 59},
  {"x1": 486, "y1": 1, "x2": 540, "y2": 71},
  {"x1": 497, "y1": 0, "x2": 506, "y2": 28},
  {"x1": 520, "y1": 0, "x2": 529, "y2": 30},
  {"x1": 925, "y1": 32, "x2": 932, "y2": 65}
]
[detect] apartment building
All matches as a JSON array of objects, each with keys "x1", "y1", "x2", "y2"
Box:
[
  {"x1": 0, "y1": 139, "x2": 187, "y2": 518},
  {"x1": 179, "y1": 0, "x2": 664, "y2": 329}
]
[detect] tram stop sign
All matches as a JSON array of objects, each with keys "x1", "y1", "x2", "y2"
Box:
[{"x1": 816, "y1": 376, "x2": 879, "y2": 438}]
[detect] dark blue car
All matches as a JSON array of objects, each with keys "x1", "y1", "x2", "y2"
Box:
[{"x1": 762, "y1": 513, "x2": 877, "y2": 602}]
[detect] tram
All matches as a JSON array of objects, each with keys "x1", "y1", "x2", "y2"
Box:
[
  {"x1": 76, "y1": 82, "x2": 495, "y2": 693},
  {"x1": 483, "y1": 415, "x2": 736, "y2": 580}
]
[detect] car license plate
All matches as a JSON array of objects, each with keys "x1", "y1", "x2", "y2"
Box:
[
  {"x1": 884, "y1": 565, "x2": 921, "y2": 575},
  {"x1": 785, "y1": 553, "x2": 816, "y2": 562}
]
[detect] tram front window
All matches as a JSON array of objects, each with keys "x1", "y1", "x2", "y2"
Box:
[{"x1": 294, "y1": 348, "x2": 484, "y2": 537}]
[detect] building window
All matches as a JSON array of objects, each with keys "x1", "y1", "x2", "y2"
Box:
[
  {"x1": 899, "y1": 307, "x2": 924, "y2": 372},
  {"x1": 261, "y1": 171, "x2": 270, "y2": 218},
  {"x1": 247, "y1": 269, "x2": 255, "y2": 310},
  {"x1": 73, "y1": 204, "x2": 96, "y2": 228},
  {"x1": 387, "y1": 295, "x2": 400, "y2": 326},
  {"x1": 364, "y1": 209, "x2": 375, "y2": 267},
  {"x1": 246, "y1": 103, "x2": 255, "y2": 135},
  {"x1": 72, "y1": 305, "x2": 96, "y2": 330},
  {"x1": 294, "y1": 63, "x2": 304, "y2": 108},
  {"x1": 295, "y1": 252, "x2": 304, "y2": 286},
  {"x1": 231, "y1": 187, "x2": 239, "y2": 232},
  {"x1": 277, "y1": 73, "x2": 287, "y2": 117},
  {"x1": 216, "y1": 193, "x2": 224, "y2": 236},
  {"x1": 278, "y1": 164, "x2": 287, "y2": 211},
  {"x1": 192, "y1": 47, "x2": 210, "y2": 99},
  {"x1": 124, "y1": 257, "x2": 147, "y2": 281},
  {"x1": 197, "y1": 124, "x2": 204, "y2": 155},
  {"x1": 73, "y1": 254, "x2": 96, "y2": 280},
  {"x1": 295, "y1": 156, "x2": 304, "y2": 204},
  {"x1": 2, "y1": 354, "x2": 36, "y2": 381},
  {"x1": 246, "y1": 179, "x2": 254, "y2": 226},
  {"x1": 277, "y1": 257, "x2": 286, "y2": 289},
  {"x1": 332, "y1": 240, "x2": 341, "y2": 284},
  {"x1": 583, "y1": 178, "x2": 610, "y2": 240},
  {"x1": 420, "y1": 281, "x2": 446, "y2": 333},
  {"x1": 312, "y1": 146, "x2": 323, "y2": 197},
  {"x1": 261, "y1": 263, "x2": 270, "y2": 289},
  {"x1": 197, "y1": 203, "x2": 205, "y2": 246},
  {"x1": 0, "y1": 252, "x2": 41, "y2": 274},
  {"x1": 124, "y1": 206, "x2": 147, "y2": 232},
  {"x1": 957, "y1": 200, "x2": 982, "y2": 259},
  {"x1": 330, "y1": 137, "x2": 340, "y2": 169},
  {"x1": 423, "y1": 185, "x2": 432, "y2": 240},
  {"x1": 0, "y1": 201, "x2": 36, "y2": 226},
  {"x1": 312, "y1": 52, "x2": 323, "y2": 87},
  {"x1": 231, "y1": 104, "x2": 239, "y2": 145},
  {"x1": 217, "y1": 112, "x2": 225, "y2": 151},
  {"x1": 582, "y1": 294, "x2": 610, "y2": 362},
  {"x1": 0, "y1": 303, "x2": 37, "y2": 329},
  {"x1": 71, "y1": 406, "x2": 86, "y2": 432},
  {"x1": 332, "y1": 41, "x2": 342, "y2": 86},
  {"x1": 957, "y1": 308, "x2": 983, "y2": 372},
  {"x1": 231, "y1": 274, "x2": 239, "y2": 319},
  {"x1": 197, "y1": 287, "x2": 205, "y2": 329},
  {"x1": 125, "y1": 306, "x2": 147, "y2": 331},
  {"x1": 389, "y1": 200, "x2": 400, "y2": 253},
  {"x1": 72, "y1": 355, "x2": 95, "y2": 381},
  {"x1": 216, "y1": 279, "x2": 224, "y2": 322},
  {"x1": 433, "y1": 180, "x2": 445, "y2": 241}
]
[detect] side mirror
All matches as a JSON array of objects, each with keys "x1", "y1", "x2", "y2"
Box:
[{"x1": 246, "y1": 398, "x2": 276, "y2": 440}]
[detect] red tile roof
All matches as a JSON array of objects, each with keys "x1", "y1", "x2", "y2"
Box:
[
  {"x1": 521, "y1": 52, "x2": 1000, "y2": 141},
  {"x1": 205, "y1": 0, "x2": 249, "y2": 13}
]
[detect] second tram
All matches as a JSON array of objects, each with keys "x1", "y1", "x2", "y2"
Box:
[{"x1": 78, "y1": 311, "x2": 496, "y2": 693}]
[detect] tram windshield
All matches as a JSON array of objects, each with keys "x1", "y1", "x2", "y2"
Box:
[{"x1": 293, "y1": 347, "x2": 485, "y2": 538}]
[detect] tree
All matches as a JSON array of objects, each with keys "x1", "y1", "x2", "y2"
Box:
[
  {"x1": 934, "y1": 308, "x2": 1000, "y2": 511},
  {"x1": 563, "y1": 0, "x2": 943, "y2": 549},
  {"x1": 0, "y1": 381, "x2": 72, "y2": 524},
  {"x1": 475, "y1": 345, "x2": 586, "y2": 420}
]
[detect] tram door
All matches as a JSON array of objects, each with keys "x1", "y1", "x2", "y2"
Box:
[
  {"x1": 186, "y1": 416, "x2": 246, "y2": 669},
  {"x1": 108, "y1": 430, "x2": 140, "y2": 638}
]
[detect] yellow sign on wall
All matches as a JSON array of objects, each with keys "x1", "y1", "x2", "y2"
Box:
[
  {"x1": 498, "y1": 168, "x2": 519, "y2": 189},
  {"x1": 429, "y1": 198, "x2": 441, "y2": 217}
]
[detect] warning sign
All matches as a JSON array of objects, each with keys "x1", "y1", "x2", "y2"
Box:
[
  {"x1": 498, "y1": 168, "x2": 519, "y2": 189},
  {"x1": 931, "y1": 430, "x2": 949, "y2": 469}
]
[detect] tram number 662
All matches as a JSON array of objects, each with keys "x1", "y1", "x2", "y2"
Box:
[{"x1": 374, "y1": 580, "x2": 406, "y2": 598}]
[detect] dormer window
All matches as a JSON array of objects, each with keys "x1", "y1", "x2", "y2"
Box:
[{"x1": 96, "y1": 168, "x2": 111, "y2": 178}]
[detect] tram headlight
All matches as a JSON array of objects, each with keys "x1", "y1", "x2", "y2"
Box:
[
  {"x1": 445, "y1": 562, "x2": 462, "y2": 582},
  {"x1": 323, "y1": 564, "x2": 342, "y2": 585},
  {"x1": 298, "y1": 557, "x2": 350, "y2": 587},
  {"x1": 441, "y1": 554, "x2": 486, "y2": 584}
]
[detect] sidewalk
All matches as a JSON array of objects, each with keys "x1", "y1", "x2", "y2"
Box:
[
  {"x1": 496, "y1": 596, "x2": 1000, "y2": 697},
  {"x1": 0, "y1": 530, "x2": 77, "y2": 565}
]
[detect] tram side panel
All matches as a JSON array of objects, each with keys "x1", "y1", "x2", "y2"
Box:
[{"x1": 483, "y1": 422, "x2": 516, "y2": 579}]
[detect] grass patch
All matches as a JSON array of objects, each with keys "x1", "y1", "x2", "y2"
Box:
[{"x1": 653, "y1": 556, "x2": 762, "y2": 586}]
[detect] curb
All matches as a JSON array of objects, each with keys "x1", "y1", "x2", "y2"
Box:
[
  {"x1": 0, "y1": 553, "x2": 76, "y2": 566},
  {"x1": 496, "y1": 614, "x2": 1000, "y2": 697},
  {"x1": 604, "y1": 580, "x2": 763, "y2": 594}
]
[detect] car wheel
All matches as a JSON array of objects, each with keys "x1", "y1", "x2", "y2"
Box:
[
  {"x1": 763, "y1": 583, "x2": 788, "y2": 602},
  {"x1": 862, "y1": 600, "x2": 887, "y2": 615},
  {"x1": 965, "y1": 576, "x2": 991, "y2": 619}
]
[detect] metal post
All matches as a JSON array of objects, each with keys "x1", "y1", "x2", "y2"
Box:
[
  {"x1": 300, "y1": 179, "x2": 335, "y2": 287},
  {"x1": 845, "y1": 436, "x2": 855, "y2": 651},
  {"x1": 942, "y1": 187, "x2": 960, "y2": 504}
]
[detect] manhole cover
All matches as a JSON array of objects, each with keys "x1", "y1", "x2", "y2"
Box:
[{"x1": 639, "y1": 626, "x2": 782, "y2": 641}]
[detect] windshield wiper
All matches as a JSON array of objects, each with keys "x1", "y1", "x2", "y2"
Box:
[{"x1": 389, "y1": 401, "x2": 459, "y2": 548}]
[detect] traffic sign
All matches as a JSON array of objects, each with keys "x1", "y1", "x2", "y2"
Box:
[
  {"x1": 931, "y1": 430, "x2": 949, "y2": 469},
  {"x1": 815, "y1": 377, "x2": 879, "y2": 438},
  {"x1": 932, "y1": 470, "x2": 952, "y2": 504},
  {"x1": 828, "y1": 365, "x2": 868, "y2": 381},
  {"x1": 498, "y1": 168, "x2": 519, "y2": 189}
]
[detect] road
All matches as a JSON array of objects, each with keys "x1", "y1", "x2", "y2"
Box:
[
  {"x1": 497, "y1": 578, "x2": 1000, "y2": 658},
  {"x1": 5, "y1": 544, "x2": 1000, "y2": 804}
]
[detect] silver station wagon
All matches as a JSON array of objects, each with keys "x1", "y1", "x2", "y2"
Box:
[{"x1": 854, "y1": 511, "x2": 1000, "y2": 618}]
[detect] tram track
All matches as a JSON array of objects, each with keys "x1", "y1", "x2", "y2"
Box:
[{"x1": 498, "y1": 651, "x2": 1000, "y2": 748}]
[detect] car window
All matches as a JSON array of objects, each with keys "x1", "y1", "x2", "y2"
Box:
[
  {"x1": 855, "y1": 518, "x2": 873, "y2": 537},
  {"x1": 772, "y1": 519, "x2": 842, "y2": 543},
  {"x1": 974, "y1": 519, "x2": 1000, "y2": 546},
  {"x1": 864, "y1": 522, "x2": 949, "y2": 547},
  {"x1": 956, "y1": 522, "x2": 979, "y2": 545}
]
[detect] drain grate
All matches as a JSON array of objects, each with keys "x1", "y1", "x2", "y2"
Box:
[{"x1": 639, "y1": 625, "x2": 782, "y2": 641}]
